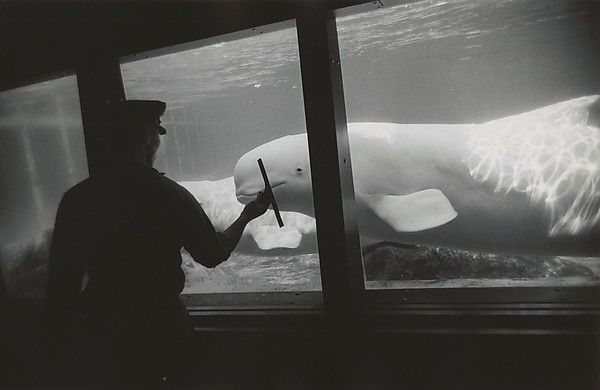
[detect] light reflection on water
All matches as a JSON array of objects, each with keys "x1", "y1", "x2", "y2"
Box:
[
  {"x1": 467, "y1": 96, "x2": 600, "y2": 236},
  {"x1": 124, "y1": 0, "x2": 587, "y2": 101}
]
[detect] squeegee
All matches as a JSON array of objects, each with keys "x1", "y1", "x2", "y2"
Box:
[{"x1": 257, "y1": 158, "x2": 284, "y2": 228}]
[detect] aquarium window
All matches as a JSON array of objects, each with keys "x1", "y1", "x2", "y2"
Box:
[
  {"x1": 0, "y1": 75, "x2": 89, "y2": 298},
  {"x1": 121, "y1": 21, "x2": 323, "y2": 294},
  {"x1": 336, "y1": 0, "x2": 600, "y2": 291}
]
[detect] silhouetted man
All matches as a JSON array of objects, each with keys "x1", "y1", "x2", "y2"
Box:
[{"x1": 46, "y1": 100, "x2": 269, "y2": 386}]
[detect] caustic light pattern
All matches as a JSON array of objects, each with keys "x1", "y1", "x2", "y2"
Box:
[{"x1": 467, "y1": 95, "x2": 600, "y2": 236}]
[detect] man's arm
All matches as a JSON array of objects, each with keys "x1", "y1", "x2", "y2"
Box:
[
  {"x1": 182, "y1": 190, "x2": 270, "y2": 268},
  {"x1": 217, "y1": 191, "x2": 270, "y2": 256}
]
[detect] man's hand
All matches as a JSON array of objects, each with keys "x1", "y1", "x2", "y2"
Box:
[
  {"x1": 242, "y1": 191, "x2": 271, "y2": 220},
  {"x1": 217, "y1": 191, "x2": 271, "y2": 257}
]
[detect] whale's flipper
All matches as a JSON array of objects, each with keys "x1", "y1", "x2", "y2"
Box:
[
  {"x1": 362, "y1": 189, "x2": 457, "y2": 232},
  {"x1": 249, "y1": 225, "x2": 302, "y2": 250}
]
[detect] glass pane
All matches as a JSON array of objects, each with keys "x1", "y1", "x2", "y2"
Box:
[
  {"x1": 0, "y1": 76, "x2": 89, "y2": 298},
  {"x1": 336, "y1": 0, "x2": 600, "y2": 289},
  {"x1": 121, "y1": 22, "x2": 321, "y2": 293}
]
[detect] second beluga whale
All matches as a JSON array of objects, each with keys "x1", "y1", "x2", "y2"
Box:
[{"x1": 234, "y1": 95, "x2": 600, "y2": 256}]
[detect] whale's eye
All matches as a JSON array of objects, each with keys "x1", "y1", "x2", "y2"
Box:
[{"x1": 296, "y1": 167, "x2": 303, "y2": 174}]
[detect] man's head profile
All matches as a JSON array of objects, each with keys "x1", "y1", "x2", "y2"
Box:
[{"x1": 108, "y1": 100, "x2": 167, "y2": 166}]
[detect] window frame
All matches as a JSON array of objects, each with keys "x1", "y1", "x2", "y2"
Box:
[
  {"x1": 331, "y1": 0, "x2": 600, "y2": 310},
  {"x1": 3, "y1": 0, "x2": 597, "y2": 314},
  {"x1": 0, "y1": 71, "x2": 91, "y2": 299},
  {"x1": 112, "y1": 2, "x2": 600, "y2": 311},
  {"x1": 0, "y1": 69, "x2": 78, "y2": 95},
  {"x1": 117, "y1": 20, "x2": 326, "y2": 308}
]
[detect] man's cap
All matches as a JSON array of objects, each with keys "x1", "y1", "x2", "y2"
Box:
[{"x1": 109, "y1": 100, "x2": 167, "y2": 135}]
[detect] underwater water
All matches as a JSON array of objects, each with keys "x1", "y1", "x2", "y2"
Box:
[
  {"x1": 337, "y1": 0, "x2": 600, "y2": 289},
  {"x1": 121, "y1": 0, "x2": 600, "y2": 293},
  {"x1": 0, "y1": 76, "x2": 89, "y2": 297},
  {"x1": 2, "y1": 0, "x2": 600, "y2": 298},
  {"x1": 122, "y1": 22, "x2": 322, "y2": 293}
]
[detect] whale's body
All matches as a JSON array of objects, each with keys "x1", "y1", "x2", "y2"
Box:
[{"x1": 234, "y1": 96, "x2": 600, "y2": 256}]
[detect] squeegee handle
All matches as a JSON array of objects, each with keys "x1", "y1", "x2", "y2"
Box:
[{"x1": 257, "y1": 158, "x2": 284, "y2": 228}]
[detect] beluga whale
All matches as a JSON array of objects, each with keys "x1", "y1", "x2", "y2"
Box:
[{"x1": 234, "y1": 95, "x2": 600, "y2": 256}]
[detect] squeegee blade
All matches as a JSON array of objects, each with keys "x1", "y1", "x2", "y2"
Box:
[{"x1": 257, "y1": 158, "x2": 284, "y2": 228}]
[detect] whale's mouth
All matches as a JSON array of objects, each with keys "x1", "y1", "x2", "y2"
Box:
[{"x1": 236, "y1": 181, "x2": 286, "y2": 204}]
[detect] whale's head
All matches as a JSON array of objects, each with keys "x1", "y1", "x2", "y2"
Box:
[{"x1": 234, "y1": 133, "x2": 314, "y2": 216}]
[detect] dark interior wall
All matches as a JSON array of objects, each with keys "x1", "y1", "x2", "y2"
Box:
[
  {"x1": 1, "y1": 303, "x2": 599, "y2": 389},
  {"x1": 171, "y1": 331, "x2": 600, "y2": 390}
]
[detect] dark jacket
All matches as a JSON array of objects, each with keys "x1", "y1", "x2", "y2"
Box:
[{"x1": 45, "y1": 163, "x2": 229, "y2": 385}]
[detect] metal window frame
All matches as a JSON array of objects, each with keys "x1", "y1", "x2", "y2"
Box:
[
  {"x1": 296, "y1": 9, "x2": 365, "y2": 313},
  {"x1": 0, "y1": 69, "x2": 79, "y2": 94},
  {"x1": 120, "y1": 19, "x2": 298, "y2": 65},
  {"x1": 118, "y1": 19, "x2": 326, "y2": 309},
  {"x1": 76, "y1": 59, "x2": 127, "y2": 176},
  {"x1": 0, "y1": 71, "x2": 88, "y2": 300},
  {"x1": 70, "y1": 0, "x2": 600, "y2": 313},
  {"x1": 328, "y1": 0, "x2": 600, "y2": 310}
]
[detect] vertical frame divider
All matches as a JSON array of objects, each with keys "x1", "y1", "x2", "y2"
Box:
[
  {"x1": 76, "y1": 59, "x2": 126, "y2": 176},
  {"x1": 297, "y1": 8, "x2": 364, "y2": 314}
]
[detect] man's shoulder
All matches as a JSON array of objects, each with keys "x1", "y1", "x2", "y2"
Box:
[
  {"x1": 156, "y1": 172, "x2": 179, "y2": 187},
  {"x1": 56, "y1": 178, "x2": 95, "y2": 211},
  {"x1": 61, "y1": 169, "x2": 194, "y2": 204},
  {"x1": 146, "y1": 171, "x2": 199, "y2": 205},
  {"x1": 154, "y1": 172, "x2": 188, "y2": 193},
  {"x1": 63, "y1": 177, "x2": 93, "y2": 198}
]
